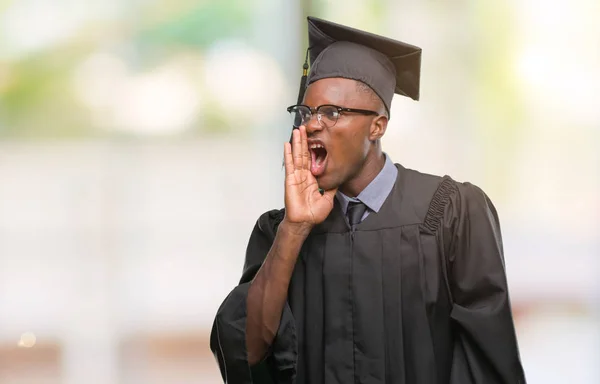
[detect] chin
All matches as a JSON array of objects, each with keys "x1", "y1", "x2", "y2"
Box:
[
  {"x1": 316, "y1": 177, "x2": 331, "y2": 191},
  {"x1": 316, "y1": 174, "x2": 341, "y2": 193}
]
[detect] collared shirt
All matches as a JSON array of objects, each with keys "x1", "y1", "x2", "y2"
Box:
[{"x1": 336, "y1": 153, "x2": 397, "y2": 223}]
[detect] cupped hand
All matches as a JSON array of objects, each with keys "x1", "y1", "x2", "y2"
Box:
[{"x1": 282, "y1": 126, "x2": 337, "y2": 235}]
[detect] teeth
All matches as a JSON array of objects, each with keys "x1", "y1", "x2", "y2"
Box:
[{"x1": 309, "y1": 144, "x2": 324, "y2": 149}]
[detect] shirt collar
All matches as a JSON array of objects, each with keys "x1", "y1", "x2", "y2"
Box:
[{"x1": 336, "y1": 153, "x2": 398, "y2": 214}]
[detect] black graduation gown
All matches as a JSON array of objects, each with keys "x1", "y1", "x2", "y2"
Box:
[{"x1": 210, "y1": 164, "x2": 526, "y2": 384}]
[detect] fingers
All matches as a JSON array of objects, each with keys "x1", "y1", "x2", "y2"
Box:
[
  {"x1": 287, "y1": 126, "x2": 310, "y2": 176},
  {"x1": 292, "y1": 128, "x2": 302, "y2": 170},
  {"x1": 284, "y1": 142, "x2": 294, "y2": 176},
  {"x1": 300, "y1": 125, "x2": 310, "y2": 170}
]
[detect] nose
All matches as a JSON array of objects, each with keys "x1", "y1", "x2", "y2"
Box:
[{"x1": 305, "y1": 112, "x2": 323, "y2": 135}]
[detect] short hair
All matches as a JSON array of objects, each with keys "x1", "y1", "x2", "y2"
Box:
[{"x1": 355, "y1": 81, "x2": 388, "y2": 117}]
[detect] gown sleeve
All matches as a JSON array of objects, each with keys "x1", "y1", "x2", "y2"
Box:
[
  {"x1": 209, "y1": 209, "x2": 298, "y2": 384},
  {"x1": 441, "y1": 182, "x2": 527, "y2": 384}
]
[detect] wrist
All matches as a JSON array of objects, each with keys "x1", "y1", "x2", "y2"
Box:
[{"x1": 279, "y1": 219, "x2": 313, "y2": 239}]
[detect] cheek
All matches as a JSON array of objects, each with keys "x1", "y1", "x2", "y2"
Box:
[{"x1": 329, "y1": 128, "x2": 367, "y2": 166}]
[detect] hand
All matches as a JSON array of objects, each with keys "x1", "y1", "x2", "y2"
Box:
[{"x1": 282, "y1": 126, "x2": 337, "y2": 235}]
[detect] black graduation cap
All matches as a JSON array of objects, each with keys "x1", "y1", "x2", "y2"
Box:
[{"x1": 296, "y1": 16, "x2": 422, "y2": 115}]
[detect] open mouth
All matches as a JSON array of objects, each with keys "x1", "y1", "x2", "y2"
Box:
[{"x1": 309, "y1": 142, "x2": 328, "y2": 177}]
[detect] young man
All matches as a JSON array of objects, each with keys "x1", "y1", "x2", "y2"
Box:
[{"x1": 210, "y1": 16, "x2": 526, "y2": 384}]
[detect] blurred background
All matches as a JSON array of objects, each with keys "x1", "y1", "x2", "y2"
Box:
[{"x1": 0, "y1": 0, "x2": 598, "y2": 383}]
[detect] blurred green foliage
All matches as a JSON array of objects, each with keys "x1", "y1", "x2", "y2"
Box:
[
  {"x1": 472, "y1": 3, "x2": 524, "y2": 195},
  {"x1": 137, "y1": 0, "x2": 251, "y2": 50},
  {"x1": 0, "y1": 0, "x2": 252, "y2": 139},
  {"x1": 0, "y1": 46, "x2": 93, "y2": 138}
]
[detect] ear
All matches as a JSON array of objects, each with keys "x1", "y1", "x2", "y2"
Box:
[{"x1": 369, "y1": 115, "x2": 388, "y2": 141}]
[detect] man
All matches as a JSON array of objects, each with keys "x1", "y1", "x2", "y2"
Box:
[{"x1": 210, "y1": 16, "x2": 526, "y2": 384}]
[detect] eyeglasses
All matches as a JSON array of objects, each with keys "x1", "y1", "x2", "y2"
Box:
[{"x1": 286, "y1": 104, "x2": 379, "y2": 128}]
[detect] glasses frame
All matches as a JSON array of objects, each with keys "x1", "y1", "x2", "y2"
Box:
[{"x1": 286, "y1": 104, "x2": 380, "y2": 128}]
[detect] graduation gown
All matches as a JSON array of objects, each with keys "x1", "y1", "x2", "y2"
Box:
[{"x1": 210, "y1": 164, "x2": 526, "y2": 384}]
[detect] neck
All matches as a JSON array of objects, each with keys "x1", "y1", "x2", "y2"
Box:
[{"x1": 339, "y1": 150, "x2": 385, "y2": 197}]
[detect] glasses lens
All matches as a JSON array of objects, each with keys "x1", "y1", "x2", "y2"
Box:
[
  {"x1": 289, "y1": 106, "x2": 310, "y2": 127},
  {"x1": 317, "y1": 106, "x2": 339, "y2": 127}
]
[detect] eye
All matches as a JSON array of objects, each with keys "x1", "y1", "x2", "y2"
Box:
[
  {"x1": 289, "y1": 106, "x2": 311, "y2": 127},
  {"x1": 319, "y1": 106, "x2": 339, "y2": 121}
]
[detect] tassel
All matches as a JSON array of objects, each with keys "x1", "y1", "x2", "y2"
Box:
[
  {"x1": 288, "y1": 47, "x2": 311, "y2": 149},
  {"x1": 296, "y1": 48, "x2": 310, "y2": 105},
  {"x1": 283, "y1": 48, "x2": 311, "y2": 168}
]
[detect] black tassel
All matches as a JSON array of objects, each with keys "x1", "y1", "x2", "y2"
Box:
[
  {"x1": 283, "y1": 48, "x2": 311, "y2": 168},
  {"x1": 296, "y1": 48, "x2": 310, "y2": 105},
  {"x1": 289, "y1": 47, "x2": 311, "y2": 148}
]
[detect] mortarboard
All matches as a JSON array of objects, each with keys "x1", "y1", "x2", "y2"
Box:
[{"x1": 296, "y1": 16, "x2": 422, "y2": 115}]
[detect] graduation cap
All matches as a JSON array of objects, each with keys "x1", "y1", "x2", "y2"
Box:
[{"x1": 296, "y1": 16, "x2": 422, "y2": 116}]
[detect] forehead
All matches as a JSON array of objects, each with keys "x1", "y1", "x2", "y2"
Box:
[{"x1": 303, "y1": 77, "x2": 361, "y2": 106}]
